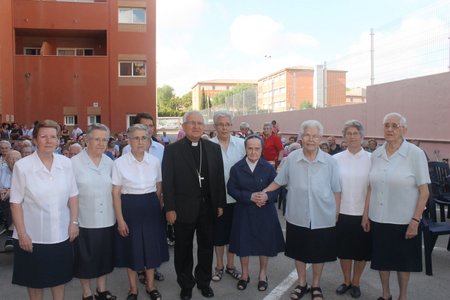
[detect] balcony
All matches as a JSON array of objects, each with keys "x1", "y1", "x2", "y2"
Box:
[
  {"x1": 13, "y1": 0, "x2": 109, "y2": 30},
  {"x1": 15, "y1": 29, "x2": 107, "y2": 56}
]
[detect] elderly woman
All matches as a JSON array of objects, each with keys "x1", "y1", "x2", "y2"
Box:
[
  {"x1": 10, "y1": 120, "x2": 79, "y2": 300},
  {"x1": 112, "y1": 124, "x2": 169, "y2": 300},
  {"x1": 71, "y1": 124, "x2": 116, "y2": 300},
  {"x1": 264, "y1": 120, "x2": 341, "y2": 300},
  {"x1": 362, "y1": 113, "x2": 429, "y2": 300},
  {"x1": 333, "y1": 120, "x2": 372, "y2": 298},
  {"x1": 0, "y1": 140, "x2": 12, "y2": 167},
  {"x1": 228, "y1": 134, "x2": 284, "y2": 291}
]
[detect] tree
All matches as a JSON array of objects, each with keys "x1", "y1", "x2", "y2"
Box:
[
  {"x1": 157, "y1": 85, "x2": 192, "y2": 117},
  {"x1": 200, "y1": 88, "x2": 207, "y2": 110},
  {"x1": 211, "y1": 84, "x2": 255, "y2": 106}
]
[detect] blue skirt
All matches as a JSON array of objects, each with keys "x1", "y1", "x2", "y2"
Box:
[
  {"x1": 12, "y1": 239, "x2": 73, "y2": 288},
  {"x1": 229, "y1": 202, "x2": 285, "y2": 257},
  {"x1": 114, "y1": 193, "x2": 169, "y2": 270}
]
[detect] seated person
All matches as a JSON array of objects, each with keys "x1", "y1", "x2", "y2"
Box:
[{"x1": 0, "y1": 150, "x2": 22, "y2": 251}]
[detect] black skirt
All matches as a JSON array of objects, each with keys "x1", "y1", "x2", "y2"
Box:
[
  {"x1": 336, "y1": 214, "x2": 371, "y2": 261},
  {"x1": 12, "y1": 239, "x2": 73, "y2": 288},
  {"x1": 74, "y1": 226, "x2": 115, "y2": 279},
  {"x1": 285, "y1": 222, "x2": 337, "y2": 263},
  {"x1": 213, "y1": 203, "x2": 235, "y2": 246},
  {"x1": 114, "y1": 193, "x2": 169, "y2": 270},
  {"x1": 370, "y1": 221, "x2": 422, "y2": 272}
]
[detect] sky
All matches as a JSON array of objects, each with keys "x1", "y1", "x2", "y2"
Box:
[{"x1": 156, "y1": 0, "x2": 449, "y2": 96}]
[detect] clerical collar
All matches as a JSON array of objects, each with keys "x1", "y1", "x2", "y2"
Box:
[{"x1": 192, "y1": 142, "x2": 199, "y2": 146}]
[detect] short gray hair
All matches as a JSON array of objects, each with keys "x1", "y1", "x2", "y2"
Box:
[
  {"x1": 342, "y1": 120, "x2": 365, "y2": 137},
  {"x1": 86, "y1": 123, "x2": 110, "y2": 140},
  {"x1": 69, "y1": 143, "x2": 82, "y2": 151},
  {"x1": 383, "y1": 112, "x2": 407, "y2": 128},
  {"x1": 0, "y1": 140, "x2": 12, "y2": 148},
  {"x1": 213, "y1": 111, "x2": 232, "y2": 125},
  {"x1": 263, "y1": 122, "x2": 273, "y2": 129},
  {"x1": 288, "y1": 142, "x2": 302, "y2": 152},
  {"x1": 239, "y1": 122, "x2": 250, "y2": 130},
  {"x1": 22, "y1": 140, "x2": 32, "y2": 147},
  {"x1": 183, "y1": 110, "x2": 204, "y2": 124},
  {"x1": 300, "y1": 120, "x2": 323, "y2": 136},
  {"x1": 128, "y1": 124, "x2": 149, "y2": 138}
]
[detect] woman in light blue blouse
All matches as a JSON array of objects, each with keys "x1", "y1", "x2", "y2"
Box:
[
  {"x1": 362, "y1": 112, "x2": 430, "y2": 300},
  {"x1": 264, "y1": 120, "x2": 341, "y2": 300},
  {"x1": 71, "y1": 124, "x2": 116, "y2": 300}
]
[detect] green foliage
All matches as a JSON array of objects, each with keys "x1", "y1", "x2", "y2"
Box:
[
  {"x1": 211, "y1": 83, "x2": 254, "y2": 106},
  {"x1": 157, "y1": 85, "x2": 192, "y2": 117},
  {"x1": 300, "y1": 100, "x2": 313, "y2": 109},
  {"x1": 201, "y1": 88, "x2": 207, "y2": 110}
]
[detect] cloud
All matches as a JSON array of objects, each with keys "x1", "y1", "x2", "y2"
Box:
[
  {"x1": 229, "y1": 14, "x2": 319, "y2": 56},
  {"x1": 157, "y1": 0, "x2": 207, "y2": 28}
]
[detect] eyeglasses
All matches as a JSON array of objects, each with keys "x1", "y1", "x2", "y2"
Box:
[
  {"x1": 345, "y1": 131, "x2": 361, "y2": 137},
  {"x1": 90, "y1": 138, "x2": 108, "y2": 143},
  {"x1": 215, "y1": 123, "x2": 231, "y2": 128},
  {"x1": 302, "y1": 134, "x2": 320, "y2": 140},
  {"x1": 130, "y1": 136, "x2": 148, "y2": 142},
  {"x1": 384, "y1": 123, "x2": 402, "y2": 129},
  {"x1": 39, "y1": 135, "x2": 58, "y2": 140},
  {"x1": 184, "y1": 121, "x2": 204, "y2": 127}
]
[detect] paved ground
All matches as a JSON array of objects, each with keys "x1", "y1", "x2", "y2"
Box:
[{"x1": 1, "y1": 208, "x2": 449, "y2": 300}]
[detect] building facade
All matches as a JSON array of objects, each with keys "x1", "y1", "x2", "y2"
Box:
[
  {"x1": 191, "y1": 79, "x2": 257, "y2": 110},
  {"x1": 257, "y1": 66, "x2": 347, "y2": 112},
  {"x1": 0, "y1": 0, "x2": 156, "y2": 134}
]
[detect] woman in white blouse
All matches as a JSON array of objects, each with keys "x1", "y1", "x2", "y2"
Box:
[
  {"x1": 333, "y1": 120, "x2": 371, "y2": 299},
  {"x1": 112, "y1": 124, "x2": 169, "y2": 300},
  {"x1": 10, "y1": 120, "x2": 79, "y2": 300},
  {"x1": 71, "y1": 124, "x2": 116, "y2": 300}
]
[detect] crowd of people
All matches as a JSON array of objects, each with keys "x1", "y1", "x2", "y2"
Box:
[{"x1": 0, "y1": 111, "x2": 431, "y2": 300}]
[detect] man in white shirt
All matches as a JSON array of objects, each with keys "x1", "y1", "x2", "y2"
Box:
[{"x1": 71, "y1": 124, "x2": 83, "y2": 140}]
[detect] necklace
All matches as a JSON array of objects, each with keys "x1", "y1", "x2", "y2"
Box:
[{"x1": 194, "y1": 141, "x2": 204, "y2": 188}]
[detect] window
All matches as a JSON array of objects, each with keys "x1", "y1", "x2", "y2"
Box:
[
  {"x1": 24, "y1": 48, "x2": 41, "y2": 55},
  {"x1": 118, "y1": 8, "x2": 146, "y2": 24},
  {"x1": 87, "y1": 115, "x2": 101, "y2": 125},
  {"x1": 64, "y1": 115, "x2": 78, "y2": 126},
  {"x1": 119, "y1": 61, "x2": 146, "y2": 77},
  {"x1": 57, "y1": 48, "x2": 94, "y2": 56}
]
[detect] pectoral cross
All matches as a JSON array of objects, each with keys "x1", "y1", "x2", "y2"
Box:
[{"x1": 198, "y1": 174, "x2": 205, "y2": 188}]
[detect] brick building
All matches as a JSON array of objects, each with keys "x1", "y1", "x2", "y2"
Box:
[
  {"x1": 258, "y1": 66, "x2": 347, "y2": 112},
  {"x1": 191, "y1": 79, "x2": 257, "y2": 110},
  {"x1": 0, "y1": 0, "x2": 156, "y2": 134}
]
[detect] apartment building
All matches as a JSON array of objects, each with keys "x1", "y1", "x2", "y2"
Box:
[
  {"x1": 0, "y1": 0, "x2": 156, "y2": 134},
  {"x1": 258, "y1": 66, "x2": 348, "y2": 112},
  {"x1": 191, "y1": 79, "x2": 257, "y2": 110}
]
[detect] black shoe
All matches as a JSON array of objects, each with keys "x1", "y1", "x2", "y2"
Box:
[
  {"x1": 180, "y1": 288, "x2": 192, "y2": 300},
  {"x1": 154, "y1": 270, "x2": 165, "y2": 281},
  {"x1": 336, "y1": 283, "x2": 352, "y2": 295},
  {"x1": 197, "y1": 286, "x2": 214, "y2": 298},
  {"x1": 350, "y1": 286, "x2": 361, "y2": 298}
]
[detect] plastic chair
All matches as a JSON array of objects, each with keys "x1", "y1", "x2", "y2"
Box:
[{"x1": 421, "y1": 188, "x2": 450, "y2": 276}]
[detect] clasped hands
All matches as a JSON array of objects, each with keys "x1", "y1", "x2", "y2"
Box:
[{"x1": 251, "y1": 191, "x2": 268, "y2": 207}]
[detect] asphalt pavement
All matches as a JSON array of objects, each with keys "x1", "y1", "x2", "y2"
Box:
[{"x1": 1, "y1": 208, "x2": 449, "y2": 300}]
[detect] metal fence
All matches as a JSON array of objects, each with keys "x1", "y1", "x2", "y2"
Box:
[{"x1": 200, "y1": 0, "x2": 450, "y2": 123}]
